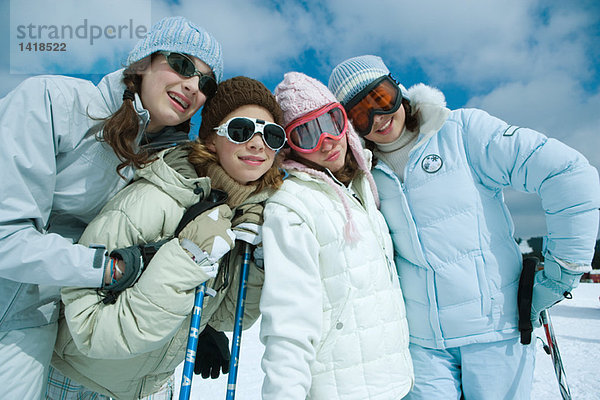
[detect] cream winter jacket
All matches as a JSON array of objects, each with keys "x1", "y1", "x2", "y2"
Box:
[
  {"x1": 260, "y1": 154, "x2": 414, "y2": 400},
  {"x1": 52, "y1": 147, "x2": 266, "y2": 399}
]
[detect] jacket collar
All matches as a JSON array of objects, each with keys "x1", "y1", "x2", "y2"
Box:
[
  {"x1": 373, "y1": 158, "x2": 397, "y2": 178},
  {"x1": 95, "y1": 69, "x2": 151, "y2": 145},
  {"x1": 135, "y1": 147, "x2": 210, "y2": 209}
]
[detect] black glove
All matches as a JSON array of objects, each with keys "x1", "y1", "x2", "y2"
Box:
[
  {"x1": 101, "y1": 240, "x2": 168, "y2": 303},
  {"x1": 194, "y1": 325, "x2": 230, "y2": 379}
]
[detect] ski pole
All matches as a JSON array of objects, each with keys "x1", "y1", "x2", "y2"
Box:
[
  {"x1": 540, "y1": 309, "x2": 572, "y2": 400},
  {"x1": 225, "y1": 241, "x2": 252, "y2": 400},
  {"x1": 175, "y1": 188, "x2": 230, "y2": 399},
  {"x1": 179, "y1": 282, "x2": 208, "y2": 400}
]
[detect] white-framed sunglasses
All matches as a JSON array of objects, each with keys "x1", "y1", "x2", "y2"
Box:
[{"x1": 215, "y1": 117, "x2": 287, "y2": 151}]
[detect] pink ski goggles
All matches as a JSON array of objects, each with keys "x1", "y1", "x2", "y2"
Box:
[{"x1": 285, "y1": 103, "x2": 347, "y2": 153}]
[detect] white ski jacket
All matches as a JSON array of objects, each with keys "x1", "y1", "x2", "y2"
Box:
[{"x1": 260, "y1": 157, "x2": 414, "y2": 400}]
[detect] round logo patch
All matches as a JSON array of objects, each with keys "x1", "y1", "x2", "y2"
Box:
[{"x1": 421, "y1": 154, "x2": 443, "y2": 173}]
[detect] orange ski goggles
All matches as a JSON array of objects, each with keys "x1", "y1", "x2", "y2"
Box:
[{"x1": 344, "y1": 74, "x2": 402, "y2": 136}]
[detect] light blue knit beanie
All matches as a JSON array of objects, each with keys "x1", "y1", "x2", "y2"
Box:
[
  {"x1": 328, "y1": 55, "x2": 408, "y2": 106},
  {"x1": 127, "y1": 16, "x2": 224, "y2": 83}
]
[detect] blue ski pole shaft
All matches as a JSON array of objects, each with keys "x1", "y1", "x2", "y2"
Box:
[
  {"x1": 179, "y1": 282, "x2": 207, "y2": 400},
  {"x1": 226, "y1": 242, "x2": 252, "y2": 400},
  {"x1": 540, "y1": 309, "x2": 572, "y2": 400}
]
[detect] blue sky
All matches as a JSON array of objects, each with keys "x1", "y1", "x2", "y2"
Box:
[{"x1": 2, "y1": 0, "x2": 599, "y2": 239}]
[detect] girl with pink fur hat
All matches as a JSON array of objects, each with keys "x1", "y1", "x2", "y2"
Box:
[{"x1": 258, "y1": 72, "x2": 414, "y2": 399}]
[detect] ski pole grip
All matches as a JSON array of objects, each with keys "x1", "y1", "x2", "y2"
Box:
[{"x1": 517, "y1": 257, "x2": 538, "y2": 344}]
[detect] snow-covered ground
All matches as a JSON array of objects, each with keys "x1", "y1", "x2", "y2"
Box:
[{"x1": 174, "y1": 283, "x2": 600, "y2": 399}]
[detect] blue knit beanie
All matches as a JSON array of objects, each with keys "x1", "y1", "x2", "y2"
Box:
[
  {"x1": 127, "y1": 16, "x2": 223, "y2": 83},
  {"x1": 328, "y1": 55, "x2": 408, "y2": 106}
]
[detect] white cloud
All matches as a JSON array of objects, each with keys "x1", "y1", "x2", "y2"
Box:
[
  {"x1": 317, "y1": 0, "x2": 598, "y2": 87},
  {"x1": 466, "y1": 75, "x2": 600, "y2": 169},
  {"x1": 149, "y1": 0, "x2": 310, "y2": 80},
  {"x1": 504, "y1": 189, "x2": 547, "y2": 239},
  {"x1": 6, "y1": 0, "x2": 598, "y2": 95},
  {"x1": 0, "y1": 67, "x2": 31, "y2": 95}
]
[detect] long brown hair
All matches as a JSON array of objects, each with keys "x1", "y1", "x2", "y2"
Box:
[{"x1": 100, "y1": 55, "x2": 191, "y2": 176}]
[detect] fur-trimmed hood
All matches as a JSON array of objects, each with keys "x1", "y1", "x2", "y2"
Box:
[
  {"x1": 406, "y1": 83, "x2": 451, "y2": 148},
  {"x1": 406, "y1": 83, "x2": 446, "y2": 109}
]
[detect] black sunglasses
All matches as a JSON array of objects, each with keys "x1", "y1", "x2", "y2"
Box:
[{"x1": 158, "y1": 51, "x2": 217, "y2": 98}]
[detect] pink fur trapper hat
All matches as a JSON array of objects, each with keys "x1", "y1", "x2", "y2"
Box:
[{"x1": 274, "y1": 72, "x2": 381, "y2": 241}]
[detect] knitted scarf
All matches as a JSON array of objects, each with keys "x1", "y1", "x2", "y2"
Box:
[{"x1": 203, "y1": 163, "x2": 257, "y2": 208}]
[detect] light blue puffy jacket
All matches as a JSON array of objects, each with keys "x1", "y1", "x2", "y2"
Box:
[
  {"x1": 0, "y1": 70, "x2": 183, "y2": 331},
  {"x1": 373, "y1": 86, "x2": 600, "y2": 349}
]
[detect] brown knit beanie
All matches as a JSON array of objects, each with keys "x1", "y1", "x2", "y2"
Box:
[{"x1": 198, "y1": 76, "x2": 283, "y2": 140}]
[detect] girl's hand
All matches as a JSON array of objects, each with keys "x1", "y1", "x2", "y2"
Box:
[{"x1": 178, "y1": 204, "x2": 236, "y2": 263}]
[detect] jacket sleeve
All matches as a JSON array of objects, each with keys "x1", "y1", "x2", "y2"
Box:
[
  {"x1": 0, "y1": 77, "x2": 103, "y2": 287},
  {"x1": 259, "y1": 199, "x2": 322, "y2": 400},
  {"x1": 462, "y1": 108, "x2": 600, "y2": 265},
  {"x1": 62, "y1": 239, "x2": 214, "y2": 358},
  {"x1": 62, "y1": 186, "x2": 214, "y2": 358}
]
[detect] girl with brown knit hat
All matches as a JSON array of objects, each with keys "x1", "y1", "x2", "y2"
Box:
[{"x1": 48, "y1": 76, "x2": 286, "y2": 400}]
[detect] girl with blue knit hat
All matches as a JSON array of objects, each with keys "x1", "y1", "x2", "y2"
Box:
[
  {"x1": 329, "y1": 55, "x2": 600, "y2": 399},
  {"x1": 259, "y1": 71, "x2": 414, "y2": 399},
  {"x1": 0, "y1": 16, "x2": 222, "y2": 398}
]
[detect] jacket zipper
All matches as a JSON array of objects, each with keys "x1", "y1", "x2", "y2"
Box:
[{"x1": 325, "y1": 169, "x2": 396, "y2": 282}]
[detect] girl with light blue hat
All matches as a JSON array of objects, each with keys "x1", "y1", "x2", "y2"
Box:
[
  {"x1": 0, "y1": 16, "x2": 222, "y2": 399},
  {"x1": 329, "y1": 55, "x2": 600, "y2": 399}
]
